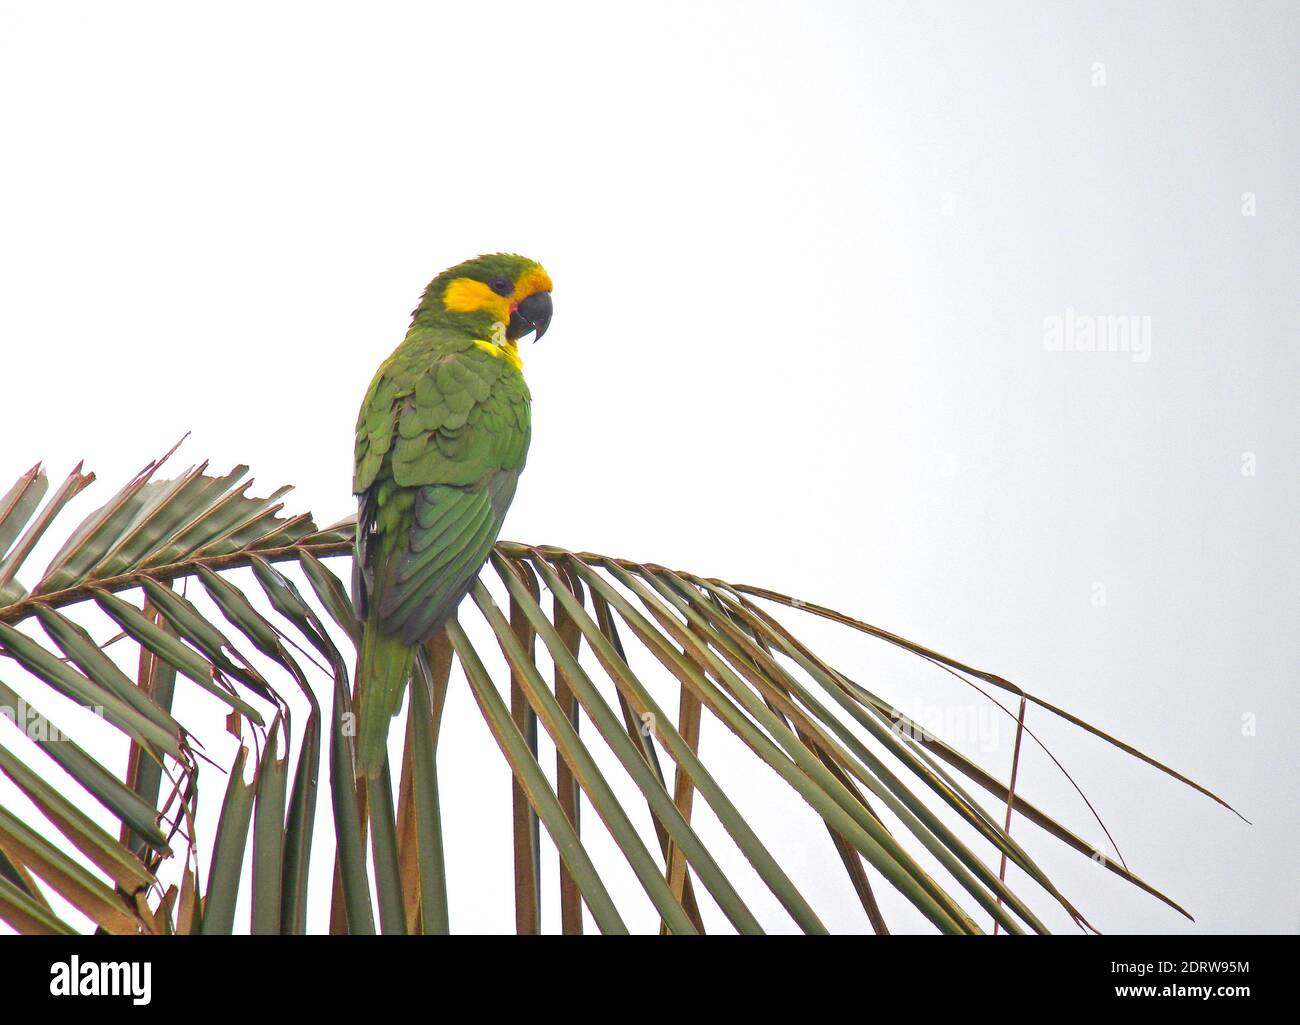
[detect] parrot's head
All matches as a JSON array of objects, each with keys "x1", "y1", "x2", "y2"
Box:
[{"x1": 416, "y1": 253, "x2": 553, "y2": 345}]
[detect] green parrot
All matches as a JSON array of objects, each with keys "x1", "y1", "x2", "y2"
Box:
[{"x1": 352, "y1": 253, "x2": 552, "y2": 778}]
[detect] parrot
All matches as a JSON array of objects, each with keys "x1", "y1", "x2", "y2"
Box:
[{"x1": 351, "y1": 253, "x2": 552, "y2": 778}]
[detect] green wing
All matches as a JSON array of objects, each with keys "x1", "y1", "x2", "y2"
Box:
[
  {"x1": 353, "y1": 332, "x2": 530, "y2": 645},
  {"x1": 382, "y1": 473, "x2": 519, "y2": 642}
]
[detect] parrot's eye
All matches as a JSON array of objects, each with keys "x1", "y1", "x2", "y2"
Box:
[{"x1": 487, "y1": 277, "x2": 514, "y2": 297}]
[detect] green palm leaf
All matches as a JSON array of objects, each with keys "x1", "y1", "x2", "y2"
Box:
[{"x1": 0, "y1": 450, "x2": 1240, "y2": 935}]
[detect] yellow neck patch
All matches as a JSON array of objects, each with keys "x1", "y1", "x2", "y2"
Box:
[{"x1": 474, "y1": 336, "x2": 523, "y2": 371}]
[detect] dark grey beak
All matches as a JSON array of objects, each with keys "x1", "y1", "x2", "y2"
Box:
[{"x1": 506, "y1": 291, "x2": 552, "y2": 342}]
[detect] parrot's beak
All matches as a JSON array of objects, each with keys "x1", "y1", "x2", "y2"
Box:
[{"x1": 507, "y1": 291, "x2": 552, "y2": 342}]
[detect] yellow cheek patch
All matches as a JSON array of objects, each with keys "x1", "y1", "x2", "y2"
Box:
[
  {"x1": 474, "y1": 337, "x2": 523, "y2": 371},
  {"x1": 442, "y1": 264, "x2": 550, "y2": 332},
  {"x1": 442, "y1": 277, "x2": 510, "y2": 320}
]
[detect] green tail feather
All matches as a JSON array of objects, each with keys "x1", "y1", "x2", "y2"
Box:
[{"x1": 355, "y1": 609, "x2": 416, "y2": 779}]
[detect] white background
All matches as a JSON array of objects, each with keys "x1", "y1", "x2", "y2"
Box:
[{"x1": 0, "y1": 1, "x2": 1296, "y2": 933}]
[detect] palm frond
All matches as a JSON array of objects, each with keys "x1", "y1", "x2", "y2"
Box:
[{"x1": 0, "y1": 450, "x2": 1239, "y2": 934}]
